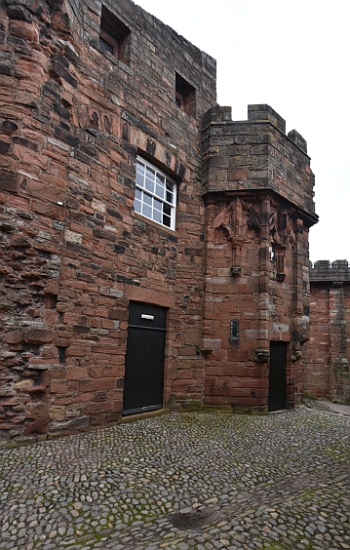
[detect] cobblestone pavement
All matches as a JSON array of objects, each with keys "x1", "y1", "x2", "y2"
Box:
[
  {"x1": 1, "y1": 408, "x2": 350, "y2": 550},
  {"x1": 304, "y1": 398, "x2": 350, "y2": 416}
]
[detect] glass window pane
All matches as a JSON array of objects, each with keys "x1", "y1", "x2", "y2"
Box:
[
  {"x1": 146, "y1": 166, "x2": 155, "y2": 179},
  {"x1": 166, "y1": 183, "x2": 173, "y2": 203},
  {"x1": 153, "y1": 209, "x2": 162, "y2": 223},
  {"x1": 156, "y1": 183, "x2": 164, "y2": 199},
  {"x1": 134, "y1": 199, "x2": 141, "y2": 213},
  {"x1": 163, "y1": 214, "x2": 171, "y2": 227},
  {"x1": 164, "y1": 204, "x2": 171, "y2": 216},
  {"x1": 136, "y1": 171, "x2": 144, "y2": 187},
  {"x1": 135, "y1": 188, "x2": 142, "y2": 200},
  {"x1": 154, "y1": 198, "x2": 162, "y2": 211},
  {"x1": 142, "y1": 204, "x2": 152, "y2": 218},
  {"x1": 137, "y1": 163, "x2": 145, "y2": 174},
  {"x1": 144, "y1": 193, "x2": 152, "y2": 206},
  {"x1": 145, "y1": 177, "x2": 154, "y2": 193}
]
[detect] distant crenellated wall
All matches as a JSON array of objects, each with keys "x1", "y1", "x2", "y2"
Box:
[
  {"x1": 309, "y1": 259, "x2": 350, "y2": 282},
  {"x1": 304, "y1": 260, "x2": 350, "y2": 402}
]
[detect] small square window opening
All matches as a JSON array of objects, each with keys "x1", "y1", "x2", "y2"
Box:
[
  {"x1": 134, "y1": 157, "x2": 177, "y2": 230},
  {"x1": 175, "y1": 73, "x2": 196, "y2": 116},
  {"x1": 99, "y1": 6, "x2": 131, "y2": 64}
]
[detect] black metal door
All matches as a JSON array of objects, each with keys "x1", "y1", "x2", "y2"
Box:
[
  {"x1": 268, "y1": 342, "x2": 287, "y2": 412},
  {"x1": 122, "y1": 302, "x2": 167, "y2": 416}
]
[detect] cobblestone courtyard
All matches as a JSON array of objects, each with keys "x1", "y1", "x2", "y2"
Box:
[{"x1": 1, "y1": 407, "x2": 350, "y2": 550}]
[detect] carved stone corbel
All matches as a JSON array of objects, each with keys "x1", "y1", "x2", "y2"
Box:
[
  {"x1": 230, "y1": 266, "x2": 242, "y2": 277},
  {"x1": 254, "y1": 348, "x2": 270, "y2": 363}
]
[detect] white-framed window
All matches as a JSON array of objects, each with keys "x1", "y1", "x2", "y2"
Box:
[{"x1": 133, "y1": 157, "x2": 177, "y2": 230}]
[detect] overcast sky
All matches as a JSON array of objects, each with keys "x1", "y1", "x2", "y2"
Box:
[{"x1": 135, "y1": 0, "x2": 349, "y2": 264}]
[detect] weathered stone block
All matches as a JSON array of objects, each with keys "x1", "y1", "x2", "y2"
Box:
[
  {"x1": 5, "y1": 330, "x2": 23, "y2": 344},
  {"x1": 49, "y1": 406, "x2": 66, "y2": 421},
  {"x1": 24, "y1": 328, "x2": 52, "y2": 344},
  {"x1": 108, "y1": 308, "x2": 128, "y2": 321},
  {"x1": 79, "y1": 378, "x2": 116, "y2": 392},
  {"x1": 0, "y1": 169, "x2": 19, "y2": 192},
  {"x1": 9, "y1": 20, "x2": 38, "y2": 41}
]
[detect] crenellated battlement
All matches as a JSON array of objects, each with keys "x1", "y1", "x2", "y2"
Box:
[
  {"x1": 202, "y1": 104, "x2": 317, "y2": 222},
  {"x1": 310, "y1": 260, "x2": 350, "y2": 282},
  {"x1": 203, "y1": 104, "x2": 308, "y2": 153}
]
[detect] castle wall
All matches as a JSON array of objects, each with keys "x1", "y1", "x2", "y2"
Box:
[
  {"x1": 0, "y1": 0, "x2": 216, "y2": 439},
  {"x1": 0, "y1": 0, "x2": 319, "y2": 442},
  {"x1": 304, "y1": 261, "x2": 350, "y2": 401}
]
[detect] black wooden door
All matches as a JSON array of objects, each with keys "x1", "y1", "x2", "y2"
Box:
[
  {"x1": 122, "y1": 302, "x2": 167, "y2": 416},
  {"x1": 268, "y1": 342, "x2": 287, "y2": 412}
]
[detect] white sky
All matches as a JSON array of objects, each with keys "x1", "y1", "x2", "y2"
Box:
[{"x1": 135, "y1": 0, "x2": 350, "y2": 264}]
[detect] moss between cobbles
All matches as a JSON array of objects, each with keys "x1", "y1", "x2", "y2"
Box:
[
  {"x1": 177, "y1": 402, "x2": 269, "y2": 415},
  {"x1": 2, "y1": 411, "x2": 349, "y2": 550},
  {"x1": 175, "y1": 400, "x2": 204, "y2": 412},
  {"x1": 232, "y1": 405, "x2": 269, "y2": 415},
  {"x1": 331, "y1": 398, "x2": 350, "y2": 405},
  {"x1": 1, "y1": 405, "x2": 275, "y2": 449},
  {"x1": 202, "y1": 404, "x2": 233, "y2": 413},
  {"x1": 121, "y1": 407, "x2": 171, "y2": 423},
  {"x1": 323, "y1": 445, "x2": 350, "y2": 460},
  {"x1": 0, "y1": 436, "x2": 37, "y2": 449}
]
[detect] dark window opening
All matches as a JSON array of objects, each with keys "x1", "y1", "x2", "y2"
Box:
[
  {"x1": 270, "y1": 242, "x2": 276, "y2": 262},
  {"x1": 282, "y1": 213, "x2": 287, "y2": 230},
  {"x1": 175, "y1": 73, "x2": 196, "y2": 116},
  {"x1": 230, "y1": 320, "x2": 239, "y2": 340},
  {"x1": 99, "y1": 34, "x2": 115, "y2": 55},
  {"x1": 99, "y1": 6, "x2": 131, "y2": 64}
]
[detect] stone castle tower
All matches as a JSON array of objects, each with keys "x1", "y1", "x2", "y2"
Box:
[{"x1": 202, "y1": 105, "x2": 317, "y2": 412}]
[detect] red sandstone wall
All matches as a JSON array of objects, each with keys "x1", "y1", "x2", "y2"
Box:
[
  {"x1": 202, "y1": 196, "x2": 312, "y2": 412},
  {"x1": 0, "y1": 0, "x2": 216, "y2": 440},
  {"x1": 201, "y1": 106, "x2": 317, "y2": 412},
  {"x1": 304, "y1": 285, "x2": 330, "y2": 397},
  {"x1": 0, "y1": 0, "x2": 318, "y2": 441},
  {"x1": 304, "y1": 261, "x2": 350, "y2": 402}
]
